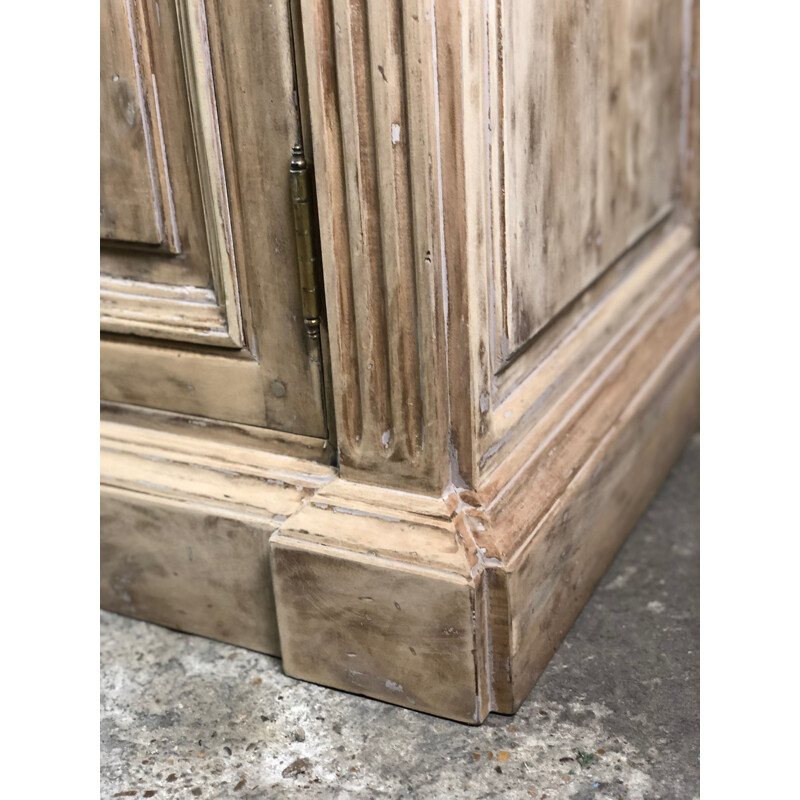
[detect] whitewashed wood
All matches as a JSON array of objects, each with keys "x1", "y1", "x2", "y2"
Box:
[
  {"x1": 499, "y1": 0, "x2": 685, "y2": 352},
  {"x1": 298, "y1": 0, "x2": 449, "y2": 492},
  {"x1": 100, "y1": 0, "x2": 701, "y2": 726},
  {"x1": 100, "y1": 0, "x2": 328, "y2": 436},
  {"x1": 100, "y1": 0, "x2": 242, "y2": 347},
  {"x1": 100, "y1": 420, "x2": 335, "y2": 653},
  {"x1": 436, "y1": 0, "x2": 692, "y2": 486},
  {"x1": 100, "y1": 0, "x2": 168, "y2": 247}
]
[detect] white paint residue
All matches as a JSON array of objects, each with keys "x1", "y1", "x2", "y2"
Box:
[
  {"x1": 391, "y1": 123, "x2": 401, "y2": 143},
  {"x1": 604, "y1": 564, "x2": 637, "y2": 590},
  {"x1": 385, "y1": 679, "x2": 404, "y2": 693},
  {"x1": 381, "y1": 429, "x2": 391, "y2": 447}
]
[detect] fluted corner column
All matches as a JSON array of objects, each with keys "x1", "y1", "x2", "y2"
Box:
[{"x1": 299, "y1": 0, "x2": 452, "y2": 494}]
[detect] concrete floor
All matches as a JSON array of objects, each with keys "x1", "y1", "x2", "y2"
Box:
[{"x1": 100, "y1": 435, "x2": 699, "y2": 800}]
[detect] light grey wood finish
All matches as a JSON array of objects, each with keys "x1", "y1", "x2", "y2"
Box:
[
  {"x1": 298, "y1": 0, "x2": 450, "y2": 492},
  {"x1": 436, "y1": 0, "x2": 693, "y2": 489},
  {"x1": 101, "y1": 0, "x2": 701, "y2": 725},
  {"x1": 100, "y1": 420, "x2": 335, "y2": 653},
  {"x1": 270, "y1": 233, "x2": 699, "y2": 724},
  {"x1": 100, "y1": 0, "x2": 328, "y2": 437},
  {"x1": 499, "y1": 0, "x2": 685, "y2": 352}
]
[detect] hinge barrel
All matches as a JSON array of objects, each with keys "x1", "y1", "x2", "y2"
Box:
[{"x1": 290, "y1": 145, "x2": 321, "y2": 341}]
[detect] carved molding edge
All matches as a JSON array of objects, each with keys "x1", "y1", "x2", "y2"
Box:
[
  {"x1": 174, "y1": 0, "x2": 244, "y2": 347},
  {"x1": 271, "y1": 250, "x2": 699, "y2": 722},
  {"x1": 299, "y1": 0, "x2": 450, "y2": 493},
  {"x1": 100, "y1": 252, "x2": 698, "y2": 722},
  {"x1": 100, "y1": 0, "x2": 244, "y2": 348}
]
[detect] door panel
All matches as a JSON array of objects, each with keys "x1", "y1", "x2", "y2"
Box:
[
  {"x1": 495, "y1": 0, "x2": 684, "y2": 359},
  {"x1": 100, "y1": 0, "x2": 242, "y2": 345},
  {"x1": 100, "y1": 0, "x2": 327, "y2": 438},
  {"x1": 99, "y1": 0, "x2": 165, "y2": 247}
]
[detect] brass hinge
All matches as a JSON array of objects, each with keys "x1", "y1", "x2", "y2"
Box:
[{"x1": 290, "y1": 144, "x2": 321, "y2": 343}]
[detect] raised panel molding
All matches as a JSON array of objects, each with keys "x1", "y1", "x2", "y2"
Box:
[
  {"x1": 102, "y1": 0, "x2": 700, "y2": 725},
  {"x1": 100, "y1": 0, "x2": 179, "y2": 249},
  {"x1": 172, "y1": 0, "x2": 243, "y2": 346},
  {"x1": 99, "y1": 276, "x2": 237, "y2": 344},
  {"x1": 101, "y1": 0, "x2": 330, "y2": 437},
  {"x1": 495, "y1": 0, "x2": 684, "y2": 356},
  {"x1": 299, "y1": 0, "x2": 450, "y2": 492},
  {"x1": 434, "y1": 0, "x2": 694, "y2": 487},
  {"x1": 100, "y1": 0, "x2": 243, "y2": 348}
]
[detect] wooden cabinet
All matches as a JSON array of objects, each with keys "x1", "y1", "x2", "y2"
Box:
[{"x1": 101, "y1": 0, "x2": 699, "y2": 724}]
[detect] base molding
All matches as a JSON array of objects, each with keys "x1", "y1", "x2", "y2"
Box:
[
  {"x1": 101, "y1": 249, "x2": 699, "y2": 724},
  {"x1": 100, "y1": 423, "x2": 335, "y2": 654}
]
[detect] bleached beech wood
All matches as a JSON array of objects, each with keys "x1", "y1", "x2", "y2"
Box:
[
  {"x1": 100, "y1": 0, "x2": 700, "y2": 724},
  {"x1": 100, "y1": 0, "x2": 328, "y2": 437}
]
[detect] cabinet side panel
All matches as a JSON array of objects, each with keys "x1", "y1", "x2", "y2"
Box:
[
  {"x1": 502, "y1": 0, "x2": 684, "y2": 352},
  {"x1": 497, "y1": 277, "x2": 699, "y2": 711}
]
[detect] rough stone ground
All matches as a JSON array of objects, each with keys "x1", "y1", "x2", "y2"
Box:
[{"x1": 100, "y1": 435, "x2": 699, "y2": 800}]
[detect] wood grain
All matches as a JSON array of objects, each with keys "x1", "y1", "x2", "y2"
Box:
[
  {"x1": 479, "y1": 226, "x2": 694, "y2": 483},
  {"x1": 497, "y1": 298, "x2": 698, "y2": 710},
  {"x1": 101, "y1": 339, "x2": 268, "y2": 428},
  {"x1": 100, "y1": 0, "x2": 166, "y2": 246},
  {"x1": 100, "y1": 0, "x2": 329, "y2": 437},
  {"x1": 501, "y1": 0, "x2": 684, "y2": 351},
  {"x1": 101, "y1": 0, "x2": 245, "y2": 347},
  {"x1": 100, "y1": 420, "x2": 335, "y2": 653},
  {"x1": 473, "y1": 258, "x2": 699, "y2": 711},
  {"x1": 266, "y1": 249, "x2": 699, "y2": 722},
  {"x1": 100, "y1": 277, "x2": 237, "y2": 347},
  {"x1": 433, "y1": 0, "x2": 694, "y2": 488},
  {"x1": 100, "y1": 420, "x2": 333, "y2": 514},
  {"x1": 270, "y1": 535, "x2": 486, "y2": 723},
  {"x1": 101, "y1": 402, "x2": 335, "y2": 464},
  {"x1": 681, "y1": 0, "x2": 700, "y2": 240},
  {"x1": 100, "y1": 0, "x2": 702, "y2": 725},
  {"x1": 475, "y1": 258, "x2": 699, "y2": 561},
  {"x1": 101, "y1": 244, "x2": 698, "y2": 722},
  {"x1": 298, "y1": 0, "x2": 449, "y2": 492},
  {"x1": 101, "y1": 488, "x2": 280, "y2": 653},
  {"x1": 100, "y1": 0, "x2": 217, "y2": 286}
]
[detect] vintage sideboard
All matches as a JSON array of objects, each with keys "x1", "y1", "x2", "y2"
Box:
[{"x1": 100, "y1": 0, "x2": 700, "y2": 723}]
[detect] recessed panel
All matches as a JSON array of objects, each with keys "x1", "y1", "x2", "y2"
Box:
[
  {"x1": 100, "y1": 0, "x2": 164, "y2": 246},
  {"x1": 100, "y1": 0, "x2": 242, "y2": 346},
  {"x1": 498, "y1": 0, "x2": 684, "y2": 356}
]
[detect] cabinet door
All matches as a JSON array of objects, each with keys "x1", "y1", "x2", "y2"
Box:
[{"x1": 100, "y1": 0, "x2": 326, "y2": 437}]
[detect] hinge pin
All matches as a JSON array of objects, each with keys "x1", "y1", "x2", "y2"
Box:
[{"x1": 290, "y1": 144, "x2": 321, "y2": 342}]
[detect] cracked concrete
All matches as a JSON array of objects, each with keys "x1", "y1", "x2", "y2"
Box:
[{"x1": 100, "y1": 435, "x2": 699, "y2": 799}]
